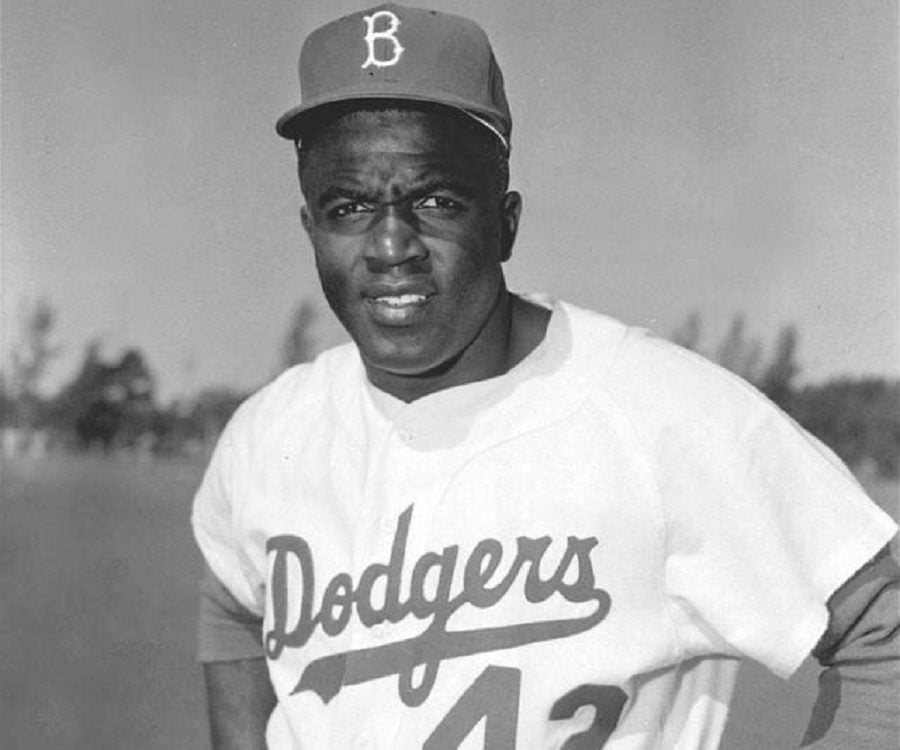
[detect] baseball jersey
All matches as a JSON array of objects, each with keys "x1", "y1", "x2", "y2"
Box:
[{"x1": 192, "y1": 297, "x2": 896, "y2": 749}]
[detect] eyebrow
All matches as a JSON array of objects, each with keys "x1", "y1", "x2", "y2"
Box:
[
  {"x1": 315, "y1": 175, "x2": 477, "y2": 210},
  {"x1": 409, "y1": 177, "x2": 476, "y2": 201},
  {"x1": 316, "y1": 185, "x2": 371, "y2": 209}
]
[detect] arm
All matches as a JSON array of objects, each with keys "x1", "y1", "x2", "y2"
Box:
[
  {"x1": 198, "y1": 565, "x2": 277, "y2": 749},
  {"x1": 802, "y1": 544, "x2": 900, "y2": 749},
  {"x1": 204, "y1": 658, "x2": 277, "y2": 750}
]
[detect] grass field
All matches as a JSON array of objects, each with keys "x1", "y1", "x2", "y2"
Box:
[
  {"x1": 1, "y1": 456, "x2": 207, "y2": 750},
  {"x1": 1, "y1": 455, "x2": 896, "y2": 749}
]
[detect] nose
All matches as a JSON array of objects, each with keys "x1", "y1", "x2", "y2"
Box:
[{"x1": 363, "y1": 207, "x2": 428, "y2": 270}]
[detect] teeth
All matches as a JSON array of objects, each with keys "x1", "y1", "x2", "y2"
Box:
[{"x1": 376, "y1": 294, "x2": 426, "y2": 306}]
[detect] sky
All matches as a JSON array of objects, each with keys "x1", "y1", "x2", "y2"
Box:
[{"x1": 2, "y1": 0, "x2": 897, "y2": 401}]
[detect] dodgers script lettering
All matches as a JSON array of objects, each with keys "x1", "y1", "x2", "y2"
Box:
[{"x1": 265, "y1": 505, "x2": 611, "y2": 706}]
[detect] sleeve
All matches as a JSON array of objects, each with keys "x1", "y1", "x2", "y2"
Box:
[
  {"x1": 802, "y1": 545, "x2": 900, "y2": 748},
  {"x1": 663, "y1": 402, "x2": 896, "y2": 678},
  {"x1": 192, "y1": 406, "x2": 267, "y2": 642},
  {"x1": 608, "y1": 333, "x2": 898, "y2": 679},
  {"x1": 198, "y1": 563, "x2": 266, "y2": 663}
]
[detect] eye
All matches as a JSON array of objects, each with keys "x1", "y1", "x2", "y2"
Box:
[
  {"x1": 414, "y1": 195, "x2": 462, "y2": 212},
  {"x1": 327, "y1": 201, "x2": 374, "y2": 220}
]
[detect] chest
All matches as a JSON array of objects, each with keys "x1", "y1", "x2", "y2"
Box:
[
  {"x1": 246, "y1": 408, "x2": 671, "y2": 660},
  {"x1": 241, "y1": 406, "x2": 692, "y2": 747}
]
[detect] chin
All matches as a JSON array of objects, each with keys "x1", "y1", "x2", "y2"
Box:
[
  {"x1": 363, "y1": 348, "x2": 442, "y2": 378},
  {"x1": 358, "y1": 335, "x2": 457, "y2": 379}
]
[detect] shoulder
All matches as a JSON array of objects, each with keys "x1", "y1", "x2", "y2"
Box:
[
  {"x1": 223, "y1": 342, "x2": 360, "y2": 449},
  {"x1": 574, "y1": 310, "x2": 861, "y2": 489},
  {"x1": 603, "y1": 324, "x2": 775, "y2": 420},
  {"x1": 557, "y1": 301, "x2": 789, "y2": 446},
  {"x1": 558, "y1": 301, "x2": 755, "y2": 406}
]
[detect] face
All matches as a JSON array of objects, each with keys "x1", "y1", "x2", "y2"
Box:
[{"x1": 299, "y1": 108, "x2": 521, "y2": 392}]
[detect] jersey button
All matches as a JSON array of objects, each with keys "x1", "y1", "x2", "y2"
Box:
[
  {"x1": 380, "y1": 515, "x2": 397, "y2": 534},
  {"x1": 398, "y1": 429, "x2": 413, "y2": 442}
]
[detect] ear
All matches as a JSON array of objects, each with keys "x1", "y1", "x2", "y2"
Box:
[
  {"x1": 300, "y1": 205, "x2": 314, "y2": 236},
  {"x1": 499, "y1": 191, "x2": 522, "y2": 263}
]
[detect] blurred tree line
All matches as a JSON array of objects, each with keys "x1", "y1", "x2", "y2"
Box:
[
  {"x1": 0, "y1": 299, "x2": 317, "y2": 459},
  {"x1": 2, "y1": 298, "x2": 897, "y2": 477}
]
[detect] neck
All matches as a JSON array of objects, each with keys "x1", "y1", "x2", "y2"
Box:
[{"x1": 365, "y1": 291, "x2": 551, "y2": 403}]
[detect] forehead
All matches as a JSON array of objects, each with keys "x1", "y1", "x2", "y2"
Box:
[
  {"x1": 298, "y1": 107, "x2": 494, "y2": 187},
  {"x1": 321, "y1": 110, "x2": 447, "y2": 156}
]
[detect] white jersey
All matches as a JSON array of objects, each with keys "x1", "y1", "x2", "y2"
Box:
[{"x1": 192, "y1": 298, "x2": 895, "y2": 749}]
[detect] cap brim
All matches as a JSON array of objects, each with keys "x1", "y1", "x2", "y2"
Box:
[{"x1": 276, "y1": 92, "x2": 509, "y2": 152}]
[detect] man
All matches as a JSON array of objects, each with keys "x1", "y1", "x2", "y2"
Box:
[{"x1": 193, "y1": 5, "x2": 899, "y2": 748}]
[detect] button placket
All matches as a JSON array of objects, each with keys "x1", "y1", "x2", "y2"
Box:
[{"x1": 378, "y1": 416, "x2": 419, "y2": 520}]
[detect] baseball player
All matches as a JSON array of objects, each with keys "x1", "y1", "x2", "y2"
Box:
[{"x1": 192, "y1": 5, "x2": 899, "y2": 748}]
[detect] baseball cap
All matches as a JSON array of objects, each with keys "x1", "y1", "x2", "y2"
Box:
[{"x1": 275, "y1": 3, "x2": 511, "y2": 152}]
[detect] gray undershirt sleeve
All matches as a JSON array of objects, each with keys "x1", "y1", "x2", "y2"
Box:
[
  {"x1": 198, "y1": 564, "x2": 266, "y2": 663},
  {"x1": 803, "y1": 545, "x2": 900, "y2": 749}
]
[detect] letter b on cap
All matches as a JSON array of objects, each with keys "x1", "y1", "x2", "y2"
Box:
[{"x1": 361, "y1": 10, "x2": 404, "y2": 68}]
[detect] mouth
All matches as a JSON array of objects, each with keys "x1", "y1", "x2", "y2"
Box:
[{"x1": 364, "y1": 290, "x2": 434, "y2": 326}]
